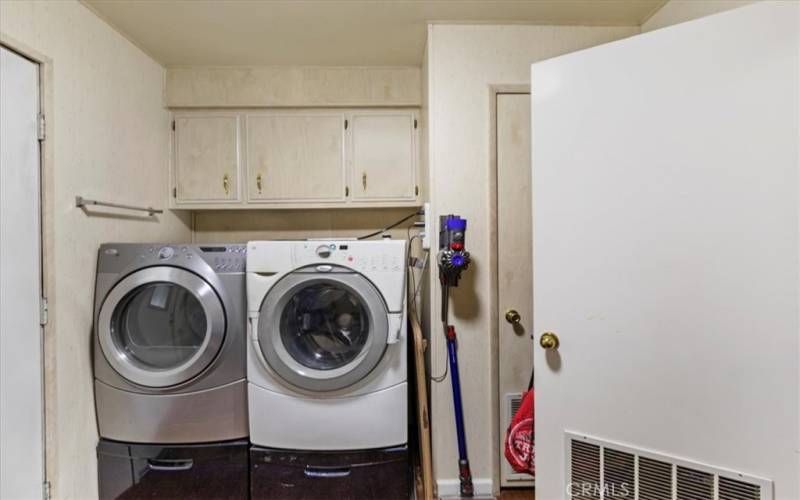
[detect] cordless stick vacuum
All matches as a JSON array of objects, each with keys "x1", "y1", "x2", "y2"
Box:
[{"x1": 438, "y1": 215, "x2": 474, "y2": 497}]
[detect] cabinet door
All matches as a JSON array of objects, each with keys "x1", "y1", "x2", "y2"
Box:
[
  {"x1": 174, "y1": 114, "x2": 241, "y2": 203},
  {"x1": 246, "y1": 113, "x2": 345, "y2": 202},
  {"x1": 349, "y1": 111, "x2": 417, "y2": 202}
]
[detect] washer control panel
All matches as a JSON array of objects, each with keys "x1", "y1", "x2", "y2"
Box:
[{"x1": 295, "y1": 241, "x2": 404, "y2": 272}]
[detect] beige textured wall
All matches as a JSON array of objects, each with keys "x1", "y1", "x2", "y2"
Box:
[
  {"x1": 642, "y1": 0, "x2": 756, "y2": 31},
  {"x1": 166, "y1": 66, "x2": 421, "y2": 107},
  {"x1": 425, "y1": 23, "x2": 640, "y2": 495},
  {"x1": 0, "y1": 1, "x2": 192, "y2": 498},
  {"x1": 193, "y1": 208, "x2": 421, "y2": 242}
]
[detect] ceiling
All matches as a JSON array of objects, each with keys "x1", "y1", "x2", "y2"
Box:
[{"x1": 84, "y1": 0, "x2": 667, "y2": 67}]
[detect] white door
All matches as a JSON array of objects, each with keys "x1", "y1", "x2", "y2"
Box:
[
  {"x1": 532, "y1": 3, "x2": 799, "y2": 500},
  {"x1": 0, "y1": 46, "x2": 45, "y2": 499},
  {"x1": 496, "y1": 93, "x2": 534, "y2": 488}
]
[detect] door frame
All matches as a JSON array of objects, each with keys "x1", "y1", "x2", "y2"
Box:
[
  {"x1": 488, "y1": 84, "x2": 531, "y2": 492},
  {"x1": 1, "y1": 33, "x2": 54, "y2": 496}
]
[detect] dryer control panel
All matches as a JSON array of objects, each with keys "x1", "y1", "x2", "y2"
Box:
[
  {"x1": 198, "y1": 244, "x2": 247, "y2": 273},
  {"x1": 97, "y1": 243, "x2": 247, "y2": 274}
]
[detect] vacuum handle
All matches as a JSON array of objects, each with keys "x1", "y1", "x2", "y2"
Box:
[
  {"x1": 146, "y1": 459, "x2": 194, "y2": 471},
  {"x1": 303, "y1": 466, "x2": 352, "y2": 478}
]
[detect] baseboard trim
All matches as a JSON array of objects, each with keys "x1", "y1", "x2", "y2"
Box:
[{"x1": 436, "y1": 478, "x2": 494, "y2": 498}]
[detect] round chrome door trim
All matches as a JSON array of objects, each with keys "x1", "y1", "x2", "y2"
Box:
[
  {"x1": 97, "y1": 267, "x2": 226, "y2": 388},
  {"x1": 257, "y1": 270, "x2": 388, "y2": 392}
]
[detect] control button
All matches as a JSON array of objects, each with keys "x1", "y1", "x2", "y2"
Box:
[
  {"x1": 157, "y1": 247, "x2": 174, "y2": 260},
  {"x1": 316, "y1": 265, "x2": 333, "y2": 272},
  {"x1": 316, "y1": 245, "x2": 332, "y2": 258},
  {"x1": 451, "y1": 242, "x2": 464, "y2": 251}
]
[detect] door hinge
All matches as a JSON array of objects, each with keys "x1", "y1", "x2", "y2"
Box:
[
  {"x1": 171, "y1": 120, "x2": 176, "y2": 131},
  {"x1": 43, "y1": 480, "x2": 51, "y2": 500},
  {"x1": 172, "y1": 187, "x2": 177, "y2": 198},
  {"x1": 39, "y1": 297, "x2": 48, "y2": 326},
  {"x1": 344, "y1": 119, "x2": 348, "y2": 130},
  {"x1": 413, "y1": 118, "x2": 418, "y2": 129},
  {"x1": 37, "y1": 113, "x2": 46, "y2": 141}
]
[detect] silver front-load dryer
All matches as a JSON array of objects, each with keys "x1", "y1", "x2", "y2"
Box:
[{"x1": 93, "y1": 243, "x2": 248, "y2": 443}]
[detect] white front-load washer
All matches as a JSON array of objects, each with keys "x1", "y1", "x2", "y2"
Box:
[{"x1": 246, "y1": 240, "x2": 407, "y2": 451}]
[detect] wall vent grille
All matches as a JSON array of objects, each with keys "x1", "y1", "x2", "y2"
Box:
[
  {"x1": 638, "y1": 456, "x2": 672, "y2": 500},
  {"x1": 603, "y1": 448, "x2": 635, "y2": 500},
  {"x1": 677, "y1": 466, "x2": 714, "y2": 500},
  {"x1": 571, "y1": 440, "x2": 601, "y2": 499},
  {"x1": 718, "y1": 477, "x2": 762, "y2": 500},
  {"x1": 565, "y1": 432, "x2": 772, "y2": 500}
]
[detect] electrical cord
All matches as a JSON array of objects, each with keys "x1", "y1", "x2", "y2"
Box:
[
  {"x1": 406, "y1": 233, "x2": 449, "y2": 383},
  {"x1": 357, "y1": 211, "x2": 420, "y2": 240}
]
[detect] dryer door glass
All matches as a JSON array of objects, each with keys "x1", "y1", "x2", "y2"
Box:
[
  {"x1": 279, "y1": 283, "x2": 370, "y2": 371},
  {"x1": 111, "y1": 283, "x2": 207, "y2": 370},
  {"x1": 98, "y1": 266, "x2": 226, "y2": 388}
]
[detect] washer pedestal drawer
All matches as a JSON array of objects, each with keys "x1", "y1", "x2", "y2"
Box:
[
  {"x1": 250, "y1": 445, "x2": 409, "y2": 500},
  {"x1": 97, "y1": 439, "x2": 249, "y2": 500}
]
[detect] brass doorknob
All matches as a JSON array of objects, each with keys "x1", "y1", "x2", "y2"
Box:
[
  {"x1": 505, "y1": 309, "x2": 521, "y2": 325},
  {"x1": 540, "y1": 331, "x2": 560, "y2": 350}
]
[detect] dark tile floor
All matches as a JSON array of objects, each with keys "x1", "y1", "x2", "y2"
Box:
[{"x1": 497, "y1": 488, "x2": 534, "y2": 500}]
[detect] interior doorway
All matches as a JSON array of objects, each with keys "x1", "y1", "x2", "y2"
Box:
[
  {"x1": 493, "y1": 89, "x2": 534, "y2": 491},
  {"x1": 0, "y1": 44, "x2": 46, "y2": 498}
]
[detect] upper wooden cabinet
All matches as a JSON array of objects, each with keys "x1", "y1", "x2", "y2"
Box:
[
  {"x1": 173, "y1": 113, "x2": 241, "y2": 203},
  {"x1": 246, "y1": 112, "x2": 346, "y2": 203},
  {"x1": 349, "y1": 112, "x2": 417, "y2": 202},
  {"x1": 170, "y1": 108, "x2": 420, "y2": 209}
]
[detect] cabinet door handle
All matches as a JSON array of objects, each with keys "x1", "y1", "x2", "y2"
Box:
[
  {"x1": 345, "y1": 186, "x2": 349, "y2": 197},
  {"x1": 256, "y1": 173, "x2": 263, "y2": 194},
  {"x1": 223, "y1": 174, "x2": 230, "y2": 195},
  {"x1": 362, "y1": 171, "x2": 367, "y2": 191}
]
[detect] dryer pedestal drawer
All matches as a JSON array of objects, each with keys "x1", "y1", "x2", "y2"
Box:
[
  {"x1": 250, "y1": 445, "x2": 409, "y2": 500},
  {"x1": 97, "y1": 439, "x2": 248, "y2": 500}
]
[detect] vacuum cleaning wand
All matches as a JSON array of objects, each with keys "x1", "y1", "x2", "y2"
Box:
[{"x1": 438, "y1": 214, "x2": 474, "y2": 497}]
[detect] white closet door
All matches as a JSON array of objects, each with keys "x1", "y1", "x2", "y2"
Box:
[
  {"x1": 531, "y1": 3, "x2": 798, "y2": 499},
  {"x1": 0, "y1": 45, "x2": 45, "y2": 499}
]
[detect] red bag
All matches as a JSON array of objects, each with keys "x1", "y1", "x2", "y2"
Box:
[{"x1": 504, "y1": 388, "x2": 534, "y2": 476}]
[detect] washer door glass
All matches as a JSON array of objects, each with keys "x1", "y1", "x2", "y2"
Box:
[
  {"x1": 258, "y1": 269, "x2": 389, "y2": 392},
  {"x1": 111, "y1": 283, "x2": 207, "y2": 369},
  {"x1": 280, "y1": 283, "x2": 370, "y2": 371},
  {"x1": 98, "y1": 267, "x2": 226, "y2": 388}
]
